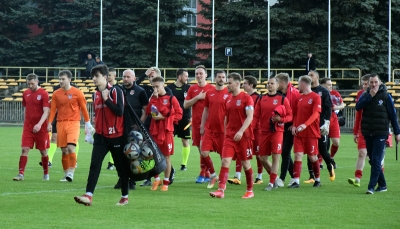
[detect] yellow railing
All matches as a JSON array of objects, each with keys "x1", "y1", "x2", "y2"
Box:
[{"x1": 0, "y1": 66, "x2": 361, "y2": 82}]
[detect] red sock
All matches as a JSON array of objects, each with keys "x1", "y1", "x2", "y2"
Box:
[
  {"x1": 330, "y1": 145, "x2": 339, "y2": 158},
  {"x1": 256, "y1": 157, "x2": 263, "y2": 174},
  {"x1": 293, "y1": 161, "x2": 302, "y2": 179},
  {"x1": 235, "y1": 159, "x2": 242, "y2": 173},
  {"x1": 41, "y1": 155, "x2": 49, "y2": 175},
  {"x1": 311, "y1": 160, "x2": 320, "y2": 179},
  {"x1": 200, "y1": 156, "x2": 206, "y2": 177},
  {"x1": 269, "y1": 173, "x2": 277, "y2": 184},
  {"x1": 245, "y1": 168, "x2": 254, "y2": 191},
  {"x1": 163, "y1": 179, "x2": 169, "y2": 186},
  {"x1": 355, "y1": 170, "x2": 362, "y2": 179},
  {"x1": 203, "y1": 156, "x2": 215, "y2": 174},
  {"x1": 218, "y1": 167, "x2": 229, "y2": 190},
  {"x1": 19, "y1": 156, "x2": 28, "y2": 175},
  {"x1": 205, "y1": 170, "x2": 210, "y2": 178},
  {"x1": 154, "y1": 174, "x2": 159, "y2": 179}
]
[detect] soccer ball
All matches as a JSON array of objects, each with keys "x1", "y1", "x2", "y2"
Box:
[
  {"x1": 127, "y1": 130, "x2": 143, "y2": 146},
  {"x1": 124, "y1": 142, "x2": 141, "y2": 160},
  {"x1": 130, "y1": 159, "x2": 143, "y2": 174},
  {"x1": 141, "y1": 144, "x2": 154, "y2": 159}
]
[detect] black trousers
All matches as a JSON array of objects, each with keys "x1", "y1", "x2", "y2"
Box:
[
  {"x1": 279, "y1": 130, "x2": 294, "y2": 181},
  {"x1": 86, "y1": 134, "x2": 130, "y2": 196}
]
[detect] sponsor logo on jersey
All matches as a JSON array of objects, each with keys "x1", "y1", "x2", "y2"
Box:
[
  {"x1": 210, "y1": 94, "x2": 215, "y2": 97},
  {"x1": 37, "y1": 95, "x2": 41, "y2": 100},
  {"x1": 308, "y1": 99, "x2": 313, "y2": 104},
  {"x1": 27, "y1": 94, "x2": 31, "y2": 97},
  {"x1": 194, "y1": 89, "x2": 198, "y2": 92},
  {"x1": 273, "y1": 99, "x2": 278, "y2": 105},
  {"x1": 378, "y1": 99, "x2": 383, "y2": 105},
  {"x1": 236, "y1": 100, "x2": 241, "y2": 106},
  {"x1": 223, "y1": 94, "x2": 229, "y2": 100},
  {"x1": 163, "y1": 99, "x2": 168, "y2": 105},
  {"x1": 68, "y1": 94, "x2": 72, "y2": 99}
]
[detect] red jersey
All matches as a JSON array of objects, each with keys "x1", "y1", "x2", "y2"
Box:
[
  {"x1": 225, "y1": 92, "x2": 254, "y2": 140},
  {"x1": 22, "y1": 88, "x2": 50, "y2": 133},
  {"x1": 253, "y1": 94, "x2": 293, "y2": 133},
  {"x1": 93, "y1": 85, "x2": 125, "y2": 138},
  {"x1": 204, "y1": 87, "x2": 230, "y2": 133},
  {"x1": 146, "y1": 94, "x2": 183, "y2": 141},
  {"x1": 185, "y1": 83, "x2": 215, "y2": 128},
  {"x1": 353, "y1": 90, "x2": 364, "y2": 135},
  {"x1": 330, "y1": 90, "x2": 343, "y2": 107},
  {"x1": 249, "y1": 92, "x2": 261, "y2": 130},
  {"x1": 293, "y1": 92, "x2": 321, "y2": 138},
  {"x1": 282, "y1": 82, "x2": 300, "y2": 120}
]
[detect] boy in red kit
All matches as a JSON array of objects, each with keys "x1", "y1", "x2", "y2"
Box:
[
  {"x1": 253, "y1": 77, "x2": 292, "y2": 191},
  {"x1": 184, "y1": 65, "x2": 215, "y2": 183},
  {"x1": 13, "y1": 74, "x2": 50, "y2": 181},
  {"x1": 209, "y1": 73, "x2": 255, "y2": 199},
  {"x1": 146, "y1": 77, "x2": 182, "y2": 191},
  {"x1": 200, "y1": 71, "x2": 229, "y2": 189},
  {"x1": 321, "y1": 78, "x2": 345, "y2": 168},
  {"x1": 289, "y1": 75, "x2": 322, "y2": 188}
]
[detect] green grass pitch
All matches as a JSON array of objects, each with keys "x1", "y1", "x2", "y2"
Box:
[{"x1": 1, "y1": 127, "x2": 400, "y2": 229}]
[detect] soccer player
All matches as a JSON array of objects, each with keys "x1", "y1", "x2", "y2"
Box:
[
  {"x1": 74, "y1": 65, "x2": 130, "y2": 206},
  {"x1": 167, "y1": 69, "x2": 191, "y2": 171},
  {"x1": 106, "y1": 67, "x2": 118, "y2": 170},
  {"x1": 274, "y1": 73, "x2": 300, "y2": 187},
  {"x1": 47, "y1": 70, "x2": 92, "y2": 182},
  {"x1": 145, "y1": 76, "x2": 182, "y2": 191},
  {"x1": 288, "y1": 75, "x2": 322, "y2": 188},
  {"x1": 253, "y1": 77, "x2": 292, "y2": 191},
  {"x1": 200, "y1": 70, "x2": 229, "y2": 189},
  {"x1": 13, "y1": 73, "x2": 50, "y2": 181},
  {"x1": 209, "y1": 72, "x2": 255, "y2": 199},
  {"x1": 184, "y1": 65, "x2": 215, "y2": 183},
  {"x1": 348, "y1": 75, "x2": 370, "y2": 187},
  {"x1": 356, "y1": 74, "x2": 400, "y2": 194},
  {"x1": 320, "y1": 78, "x2": 345, "y2": 168},
  {"x1": 241, "y1": 75, "x2": 263, "y2": 185},
  {"x1": 305, "y1": 70, "x2": 335, "y2": 183}
]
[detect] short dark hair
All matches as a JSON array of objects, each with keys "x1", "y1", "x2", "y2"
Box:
[
  {"x1": 368, "y1": 74, "x2": 380, "y2": 81},
  {"x1": 244, "y1": 75, "x2": 257, "y2": 88},
  {"x1": 91, "y1": 65, "x2": 109, "y2": 78},
  {"x1": 26, "y1": 73, "x2": 38, "y2": 81},
  {"x1": 195, "y1": 65, "x2": 207, "y2": 72},
  {"x1": 361, "y1": 74, "x2": 371, "y2": 82},
  {"x1": 109, "y1": 67, "x2": 116, "y2": 73},
  {"x1": 228, "y1": 72, "x2": 242, "y2": 82},
  {"x1": 152, "y1": 76, "x2": 165, "y2": 83},
  {"x1": 176, "y1": 68, "x2": 188, "y2": 78},
  {"x1": 215, "y1": 70, "x2": 226, "y2": 76},
  {"x1": 320, "y1": 77, "x2": 331, "y2": 85},
  {"x1": 59, "y1": 70, "x2": 73, "y2": 79}
]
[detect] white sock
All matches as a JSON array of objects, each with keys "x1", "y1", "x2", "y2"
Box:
[
  {"x1": 211, "y1": 173, "x2": 216, "y2": 178},
  {"x1": 164, "y1": 178, "x2": 169, "y2": 182},
  {"x1": 257, "y1": 173, "x2": 262, "y2": 179},
  {"x1": 154, "y1": 177, "x2": 161, "y2": 181},
  {"x1": 294, "y1": 178, "x2": 300, "y2": 184},
  {"x1": 122, "y1": 195, "x2": 128, "y2": 198},
  {"x1": 315, "y1": 177, "x2": 320, "y2": 182},
  {"x1": 85, "y1": 192, "x2": 93, "y2": 197},
  {"x1": 355, "y1": 178, "x2": 360, "y2": 183},
  {"x1": 235, "y1": 172, "x2": 241, "y2": 180}
]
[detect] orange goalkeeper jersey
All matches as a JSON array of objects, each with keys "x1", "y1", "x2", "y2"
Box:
[{"x1": 48, "y1": 86, "x2": 90, "y2": 123}]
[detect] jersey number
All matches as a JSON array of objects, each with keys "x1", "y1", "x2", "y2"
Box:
[
  {"x1": 108, "y1": 127, "x2": 115, "y2": 134},
  {"x1": 246, "y1": 149, "x2": 252, "y2": 157},
  {"x1": 168, "y1": 143, "x2": 173, "y2": 152}
]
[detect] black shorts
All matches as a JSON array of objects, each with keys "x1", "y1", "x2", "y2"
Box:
[
  {"x1": 52, "y1": 120, "x2": 57, "y2": 134},
  {"x1": 174, "y1": 116, "x2": 191, "y2": 139}
]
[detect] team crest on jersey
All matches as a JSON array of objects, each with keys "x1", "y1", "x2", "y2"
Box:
[
  {"x1": 37, "y1": 95, "x2": 41, "y2": 100},
  {"x1": 130, "y1": 90, "x2": 135, "y2": 95},
  {"x1": 163, "y1": 99, "x2": 168, "y2": 105},
  {"x1": 236, "y1": 100, "x2": 241, "y2": 106},
  {"x1": 223, "y1": 94, "x2": 229, "y2": 100},
  {"x1": 318, "y1": 92, "x2": 322, "y2": 97},
  {"x1": 378, "y1": 99, "x2": 383, "y2": 105},
  {"x1": 273, "y1": 99, "x2": 278, "y2": 105},
  {"x1": 68, "y1": 94, "x2": 72, "y2": 99},
  {"x1": 308, "y1": 99, "x2": 313, "y2": 104}
]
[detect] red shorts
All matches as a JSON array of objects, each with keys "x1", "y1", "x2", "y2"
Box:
[
  {"x1": 259, "y1": 132, "x2": 283, "y2": 156},
  {"x1": 222, "y1": 138, "x2": 253, "y2": 161},
  {"x1": 294, "y1": 137, "x2": 319, "y2": 155},
  {"x1": 357, "y1": 133, "x2": 366, "y2": 149},
  {"x1": 21, "y1": 131, "x2": 50, "y2": 151},
  {"x1": 329, "y1": 113, "x2": 340, "y2": 138},
  {"x1": 191, "y1": 126, "x2": 201, "y2": 147},
  {"x1": 201, "y1": 131, "x2": 224, "y2": 154},
  {"x1": 155, "y1": 132, "x2": 174, "y2": 156},
  {"x1": 252, "y1": 129, "x2": 260, "y2": 155}
]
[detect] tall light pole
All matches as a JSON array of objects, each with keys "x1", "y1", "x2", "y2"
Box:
[
  {"x1": 388, "y1": 0, "x2": 392, "y2": 82},
  {"x1": 100, "y1": 0, "x2": 103, "y2": 60},
  {"x1": 267, "y1": 0, "x2": 270, "y2": 79},
  {"x1": 328, "y1": 0, "x2": 331, "y2": 78},
  {"x1": 156, "y1": 0, "x2": 160, "y2": 67},
  {"x1": 211, "y1": 0, "x2": 215, "y2": 82}
]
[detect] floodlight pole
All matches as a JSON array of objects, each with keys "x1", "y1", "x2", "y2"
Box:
[
  {"x1": 328, "y1": 0, "x2": 331, "y2": 78},
  {"x1": 156, "y1": 0, "x2": 160, "y2": 68},
  {"x1": 388, "y1": 0, "x2": 392, "y2": 82},
  {"x1": 211, "y1": 0, "x2": 215, "y2": 82},
  {"x1": 268, "y1": 0, "x2": 270, "y2": 79},
  {"x1": 100, "y1": 0, "x2": 103, "y2": 60}
]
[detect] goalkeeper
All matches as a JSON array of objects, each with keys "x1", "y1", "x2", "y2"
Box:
[{"x1": 305, "y1": 70, "x2": 335, "y2": 183}]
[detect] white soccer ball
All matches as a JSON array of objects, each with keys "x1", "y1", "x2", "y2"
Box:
[
  {"x1": 141, "y1": 144, "x2": 154, "y2": 159},
  {"x1": 130, "y1": 159, "x2": 144, "y2": 174},
  {"x1": 124, "y1": 142, "x2": 141, "y2": 160},
  {"x1": 127, "y1": 130, "x2": 144, "y2": 146}
]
